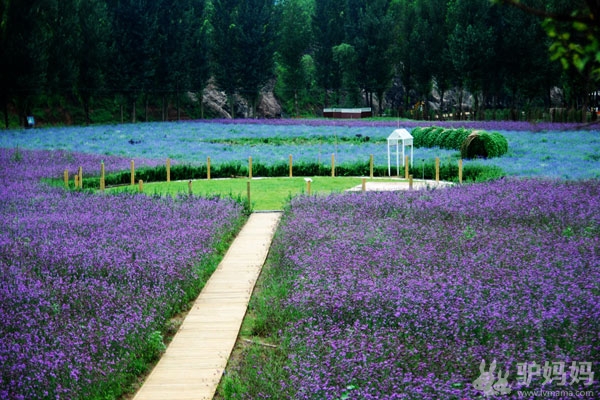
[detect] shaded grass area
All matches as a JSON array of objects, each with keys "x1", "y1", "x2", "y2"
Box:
[{"x1": 108, "y1": 177, "x2": 406, "y2": 211}]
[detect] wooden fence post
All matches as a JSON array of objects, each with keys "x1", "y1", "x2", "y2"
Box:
[
  {"x1": 307, "y1": 179, "x2": 311, "y2": 195},
  {"x1": 404, "y1": 156, "x2": 409, "y2": 179},
  {"x1": 409, "y1": 174, "x2": 413, "y2": 190},
  {"x1": 369, "y1": 154, "x2": 374, "y2": 179},
  {"x1": 458, "y1": 159, "x2": 463, "y2": 183},
  {"x1": 289, "y1": 154, "x2": 293, "y2": 178},
  {"x1": 166, "y1": 158, "x2": 171, "y2": 183},
  {"x1": 362, "y1": 178, "x2": 366, "y2": 192},
  {"x1": 74, "y1": 174, "x2": 79, "y2": 189},
  {"x1": 100, "y1": 162, "x2": 105, "y2": 192},
  {"x1": 188, "y1": 180, "x2": 193, "y2": 195},
  {"x1": 207, "y1": 156, "x2": 211, "y2": 180},
  {"x1": 331, "y1": 154, "x2": 335, "y2": 177},
  {"x1": 249, "y1": 156, "x2": 253, "y2": 179},
  {"x1": 435, "y1": 157, "x2": 440, "y2": 182},
  {"x1": 138, "y1": 179, "x2": 144, "y2": 192},
  {"x1": 130, "y1": 160, "x2": 135, "y2": 186},
  {"x1": 64, "y1": 170, "x2": 69, "y2": 188},
  {"x1": 247, "y1": 180, "x2": 251, "y2": 207},
  {"x1": 78, "y1": 167, "x2": 83, "y2": 189}
]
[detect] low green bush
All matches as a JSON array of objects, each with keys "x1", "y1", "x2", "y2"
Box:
[{"x1": 411, "y1": 126, "x2": 508, "y2": 159}]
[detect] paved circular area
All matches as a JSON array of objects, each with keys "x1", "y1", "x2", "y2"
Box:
[{"x1": 347, "y1": 180, "x2": 454, "y2": 192}]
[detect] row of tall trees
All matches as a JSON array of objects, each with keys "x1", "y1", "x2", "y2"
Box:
[{"x1": 0, "y1": 0, "x2": 598, "y2": 127}]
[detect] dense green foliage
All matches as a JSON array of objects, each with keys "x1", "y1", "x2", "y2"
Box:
[
  {"x1": 412, "y1": 126, "x2": 509, "y2": 158},
  {"x1": 1, "y1": 0, "x2": 597, "y2": 127}
]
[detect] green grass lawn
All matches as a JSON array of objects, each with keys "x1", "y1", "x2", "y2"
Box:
[{"x1": 109, "y1": 177, "x2": 406, "y2": 211}]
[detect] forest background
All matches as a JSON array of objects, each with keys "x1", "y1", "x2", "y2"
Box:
[{"x1": 1, "y1": 0, "x2": 599, "y2": 127}]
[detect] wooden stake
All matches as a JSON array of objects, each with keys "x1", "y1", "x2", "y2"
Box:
[
  {"x1": 369, "y1": 154, "x2": 374, "y2": 178},
  {"x1": 188, "y1": 180, "x2": 193, "y2": 195},
  {"x1": 435, "y1": 157, "x2": 440, "y2": 182},
  {"x1": 166, "y1": 158, "x2": 171, "y2": 182},
  {"x1": 362, "y1": 178, "x2": 366, "y2": 192},
  {"x1": 64, "y1": 170, "x2": 69, "y2": 188},
  {"x1": 409, "y1": 174, "x2": 413, "y2": 190},
  {"x1": 307, "y1": 180, "x2": 311, "y2": 195},
  {"x1": 404, "y1": 156, "x2": 409, "y2": 179},
  {"x1": 289, "y1": 155, "x2": 293, "y2": 178},
  {"x1": 207, "y1": 156, "x2": 211, "y2": 180},
  {"x1": 78, "y1": 167, "x2": 83, "y2": 189},
  {"x1": 74, "y1": 174, "x2": 79, "y2": 189},
  {"x1": 331, "y1": 154, "x2": 335, "y2": 177},
  {"x1": 458, "y1": 159, "x2": 463, "y2": 183},
  {"x1": 247, "y1": 180, "x2": 251, "y2": 207},
  {"x1": 130, "y1": 160, "x2": 135, "y2": 186},
  {"x1": 249, "y1": 156, "x2": 253, "y2": 179},
  {"x1": 139, "y1": 179, "x2": 143, "y2": 192},
  {"x1": 100, "y1": 162, "x2": 105, "y2": 192}
]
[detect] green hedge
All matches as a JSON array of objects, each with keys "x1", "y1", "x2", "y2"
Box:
[
  {"x1": 412, "y1": 126, "x2": 508, "y2": 159},
  {"x1": 64, "y1": 159, "x2": 505, "y2": 191}
]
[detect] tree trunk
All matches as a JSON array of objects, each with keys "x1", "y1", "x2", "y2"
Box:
[
  {"x1": 177, "y1": 90, "x2": 181, "y2": 121},
  {"x1": 439, "y1": 90, "x2": 445, "y2": 121},
  {"x1": 294, "y1": 89, "x2": 300, "y2": 118},
  {"x1": 131, "y1": 98, "x2": 136, "y2": 123},
  {"x1": 84, "y1": 99, "x2": 90, "y2": 125},
  {"x1": 3, "y1": 98, "x2": 8, "y2": 129},
  {"x1": 200, "y1": 91, "x2": 204, "y2": 119},
  {"x1": 377, "y1": 90, "x2": 384, "y2": 117},
  {"x1": 458, "y1": 88, "x2": 464, "y2": 120},
  {"x1": 228, "y1": 94, "x2": 235, "y2": 119}
]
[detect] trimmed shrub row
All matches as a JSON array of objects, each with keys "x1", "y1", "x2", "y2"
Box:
[{"x1": 411, "y1": 126, "x2": 508, "y2": 158}]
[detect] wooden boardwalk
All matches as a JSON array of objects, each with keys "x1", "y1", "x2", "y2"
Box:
[{"x1": 133, "y1": 212, "x2": 282, "y2": 400}]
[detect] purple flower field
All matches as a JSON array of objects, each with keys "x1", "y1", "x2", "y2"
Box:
[
  {"x1": 0, "y1": 148, "x2": 245, "y2": 398},
  {"x1": 1, "y1": 119, "x2": 599, "y2": 398},
  {"x1": 1, "y1": 119, "x2": 599, "y2": 179},
  {"x1": 266, "y1": 179, "x2": 600, "y2": 399}
]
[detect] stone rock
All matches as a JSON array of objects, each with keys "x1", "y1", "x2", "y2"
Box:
[
  {"x1": 257, "y1": 80, "x2": 282, "y2": 118},
  {"x1": 201, "y1": 79, "x2": 281, "y2": 119}
]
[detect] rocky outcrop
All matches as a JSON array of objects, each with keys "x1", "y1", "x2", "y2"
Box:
[
  {"x1": 201, "y1": 79, "x2": 281, "y2": 119},
  {"x1": 257, "y1": 80, "x2": 282, "y2": 118}
]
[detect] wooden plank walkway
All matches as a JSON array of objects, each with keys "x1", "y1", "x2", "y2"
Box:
[{"x1": 133, "y1": 212, "x2": 282, "y2": 400}]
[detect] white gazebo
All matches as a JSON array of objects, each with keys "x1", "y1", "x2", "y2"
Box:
[{"x1": 387, "y1": 129, "x2": 413, "y2": 176}]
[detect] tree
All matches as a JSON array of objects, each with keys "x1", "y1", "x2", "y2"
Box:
[
  {"x1": 311, "y1": 0, "x2": 345, "y2": 106},
  {"x1": 332, "y1": 42, "x2": 360, "y2": 106},
  {"x1": 495, "y1": 0, "x2": 600, "y2": 82},
  {"x1": 77, "y1": 0, "x2": 111, "y2": 124},
  {"x1": 274, "y1": 0, "x2": 314, "y2": 116},
  {"x1": 155, "y1": 0, "x2": 210, "y2": 120},
  {"x1": 0, "y1": 0, "x2": 52, "y2": 128},
  {"x1": 447, "y1": 0, "x2": 497, "y2": 119},
  {"x1": 106, "y1": 0, "x2": 161, "y2": 122},
  {"x1": 495, "y1": 0, "x2": 558, "y2": 117},
  {"x1": 236, "y1": 0, "x2": 275, "y2": 117},
  {"x1": 354, "y1": 0, "x2": 394, "y2": 115},
  {"x1": 210, "y1": 0, "x2": 240, "y2": 117},
  {"x1": 211, "y1": 0, "x2": 274, "y2": 118}
]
